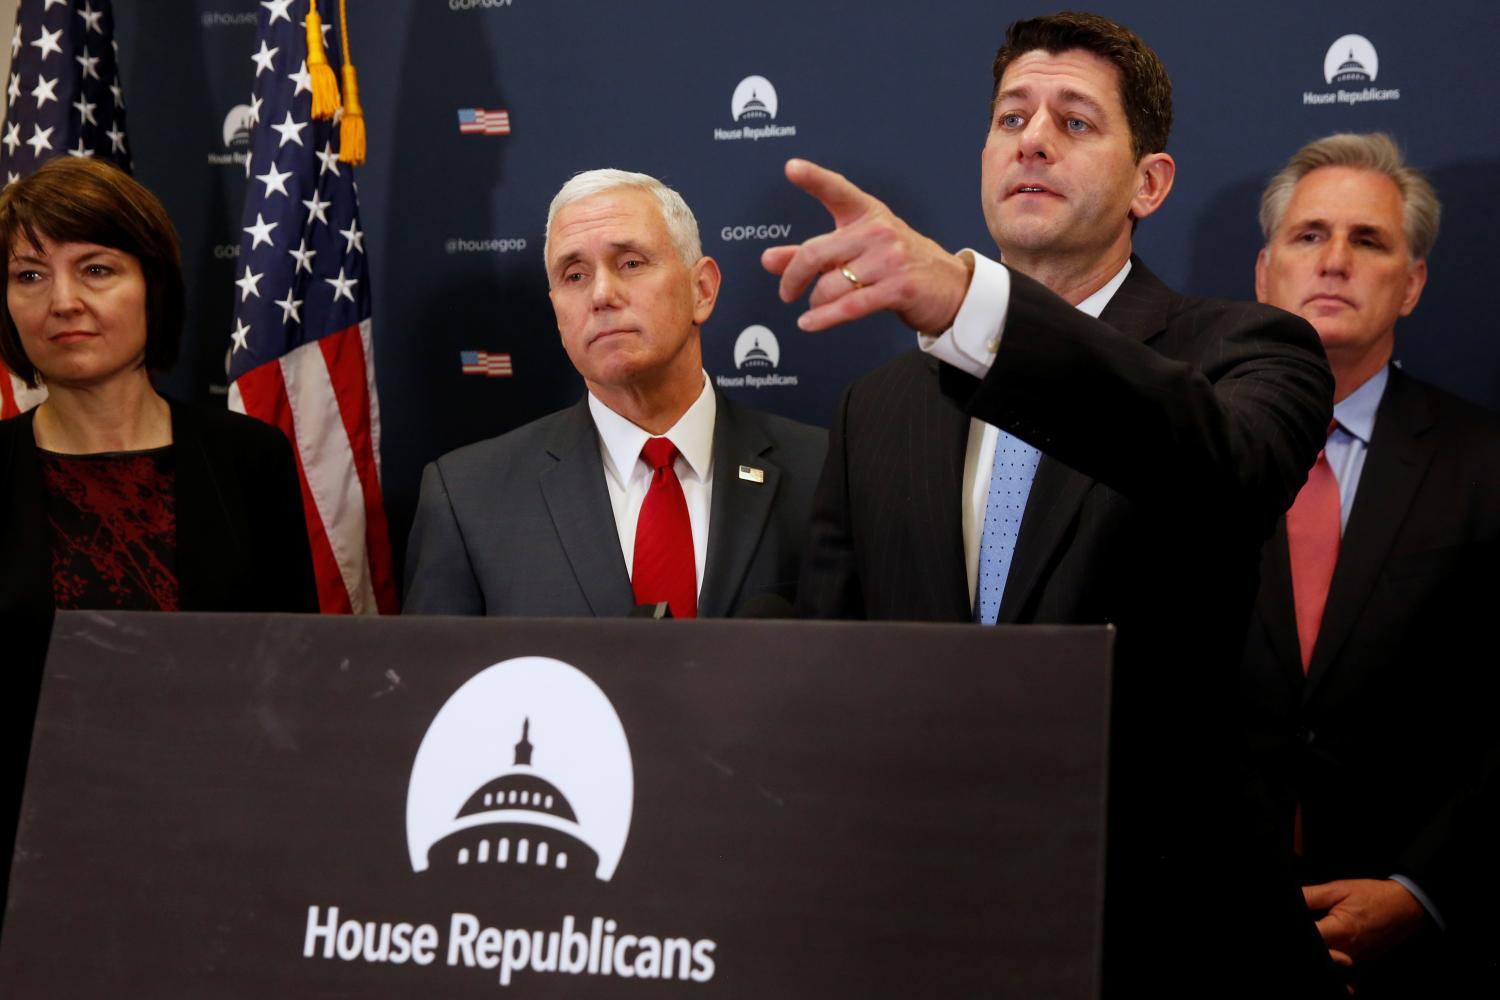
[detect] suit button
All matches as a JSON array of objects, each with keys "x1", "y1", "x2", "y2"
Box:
[{"x1": 1297, "y1": 727, "x2": 1315, "y2": 746}]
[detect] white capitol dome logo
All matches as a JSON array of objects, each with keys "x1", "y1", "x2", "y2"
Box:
[
  {"x1": 1324, "y1": 35, "x2": 1378, "y2": 84},
  {"x1": 222, "y1": 104, "x2": 254, "y2": 150},
  {"x1": 731, "y1": 76, "x2": 778, "y2": 121},
  {"x1": 733, "y1": 325, "x2": 780, "y2": 370},
  {"x1": 406, "y1": 657, "x2": 634, "y2": 881}
]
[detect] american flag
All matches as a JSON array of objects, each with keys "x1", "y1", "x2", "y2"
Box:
[
  {"x1": 457, "y1": 107, "x2": 510, "y2": 135},
  {"x1": 460, "y1": 350, "x2": 513, "y2": 377},
  {"x1": 0, "y1": 0, "x2": 129, "y2": 417},
  {"x1": 227, "y1": 0, "x2": 396, "y2": 614}
]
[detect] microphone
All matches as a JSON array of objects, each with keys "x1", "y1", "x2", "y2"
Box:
[{"x1": 628, "y1": 602, "x2": 673, "y2": 619}]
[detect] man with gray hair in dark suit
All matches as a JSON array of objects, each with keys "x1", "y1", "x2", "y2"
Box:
[
  {"x1": 405, "y1": 169, "x2": 824, "y2": 618},
  {"x1": 1241, "y1": 131, "x2": 1500, "y2": 997}
]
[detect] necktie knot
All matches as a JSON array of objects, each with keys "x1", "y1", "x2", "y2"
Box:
[{"x1": 642, "y1": 437, "x2": 679, "y2": 473}]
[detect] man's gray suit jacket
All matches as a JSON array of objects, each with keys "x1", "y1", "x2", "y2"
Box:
[{"x1": 403, "y1": 392, "x2": 826, "y2": 617}]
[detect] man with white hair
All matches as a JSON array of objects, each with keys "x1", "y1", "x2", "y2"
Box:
[
  {"x1": 405, "y1": 169, "x2": 825, "y2": 617},
  {"x1": 1241, "y1": 132, "x2": 1500, "y2": 997}
]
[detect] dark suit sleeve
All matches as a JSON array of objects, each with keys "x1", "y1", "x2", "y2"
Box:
[
  {"x1": 1394, "y1": 531, "x2": 1500, "y2": 939},
  {"x1": 404, "y1": 459, "x2": 485, "y2": 615},
  {"x1": 957, "y1": 268, "x2": 1333, "y2": 534},
  {"x1": 796, "y1": 385, "x2": 866, "y2": 619}
]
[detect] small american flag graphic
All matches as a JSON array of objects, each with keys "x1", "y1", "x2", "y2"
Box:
[
  {"x1": 457, "y1": 107, "x2": 510, "y2": 135},
  {"x1": 461, "y1": 351, "x2": 514, "y2": 377}
]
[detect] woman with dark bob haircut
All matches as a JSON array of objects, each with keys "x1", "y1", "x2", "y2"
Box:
[{"x1": 0, "y1": 157, "x2": 317, "y2": 615}]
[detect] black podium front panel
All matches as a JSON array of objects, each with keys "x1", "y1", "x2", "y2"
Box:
[{"x1": 2, "y1": 613, "x2": 1111, "y2": 997}]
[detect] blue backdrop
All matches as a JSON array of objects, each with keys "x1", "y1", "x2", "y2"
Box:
[{"x1": 118, "y1": 1, "x2": 1500, "y2": 575}]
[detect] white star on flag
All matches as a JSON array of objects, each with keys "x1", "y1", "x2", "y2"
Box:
[
  {"x1": 230, "y1": 318, "x2": 251, "y2": 352},
  {"x1": 67, "y1": 135, "x2": 93, "y2": 158},
  {"x1": 244, "y1": 212, "x2": 278, "y2": 249},
  {"x1": 325, "y1": 267, "x2": 358, "y2": 303},
  {"x1": 31, "y1": 75, "x2": 58, "y2": 107},
  {"x1": 76, "y1": 2, "x2": 104, "y2": 33},
  {"x1": 75, "y1": 48, "x2": 100, "y2": 81},
  {"x1": 25, "y1": 123, "x2": 52, "y2": 156},
  {"x1": 302, "y1": 190, "x2": 330, "y2": 225},
  {"x1": 251, "y1": 40, "x2": 278, "y2": 76},
  {"x1": 288, "y1": 238, "x2": 316, "y2": 273},
  {"x1": 248, "y1": 93, "x2": 263, "y2": 125},
  {"x1": 256, "y1": 162, "x2": 292, "y2": 197},
  {"x1": 30, "y1": 26, "x2": 63, "y2": 60},
  {"x1": 261, "y1": 0, "x2": 294, "y2": 25},
  {"x1": 271, "y1": 110, "x2": 306, "y2": 148},
  {"x1": 339, "y1": 221, "x2": 364, "y2": 255},
  {"x1": 73, "y1": 94, "x2": 97, "y2": 125},
  {"x1": 7, "y1": 72, "x2": 18, "y2": 107},
  {"x1": 289, "y1": 60, "x2": 312, "y2": 97},
  {"x1": 105, "y1": 123, "x2": 125, "y2": 152},
  {"x1": 235, "y1": 266, "x2": 264, "y2": 301},
  {"x1": 1, "y1": 123, "x2": 17, "y2": 155},
  {"x1": 315, "y1": 140, "x2": 340, "y2": 176},
  {"x1": 275, "y1": 288, "x2": 303, "y2": 325}
]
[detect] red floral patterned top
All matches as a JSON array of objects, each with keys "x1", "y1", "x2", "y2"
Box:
[{"x1": 38, "y1": 447, "x2": 179, "y2": 611}]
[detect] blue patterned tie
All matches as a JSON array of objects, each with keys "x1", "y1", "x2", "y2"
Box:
[{"x1": 975, "y1": 430, "x2": 1041, "y2": 624}]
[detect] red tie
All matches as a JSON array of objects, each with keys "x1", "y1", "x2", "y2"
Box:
[
  {"x1": 1286, "y1": 423, "x2": 1340, "y2": 671},
  {"x1": 632, "y1": 438, "x2": 697, "y2": 619}
]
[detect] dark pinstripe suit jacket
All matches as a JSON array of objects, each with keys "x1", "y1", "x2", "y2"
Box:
[{"x1": 799, "y1": 258, "x2": 1342, "y2": 996}]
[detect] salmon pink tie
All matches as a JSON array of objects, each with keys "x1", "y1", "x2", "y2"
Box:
[
  {"x1": 1286, "y1": 423, "x2": 1340, "y2": 671},
  {"x1": 632, "y1": 438, "x2": 697, "y2": 619}
]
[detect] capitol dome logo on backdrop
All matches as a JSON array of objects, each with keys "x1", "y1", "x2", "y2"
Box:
[
  {"x1": 716, "y1": 326, "x2": 799, "y2": 389},
  {"x1": 406, "y1": 656, "x2": 634, "y2": 881},
  {"x1": 732, "y1": 76, "x2": 778, "y2": 121},
  {"x1": 207, "y1": 104, "x2": 253, "y2": 165},
  {"x1": 733, "y1": 325, "x2": 780, "y2": 370},
  {"x1": 1303, "y1": 34, "x2": 1398, "y2": 106},
  {"x1": 1324, "y1": 34, "x2": 1378, "y2": 83},
  {"x1": 714, "y1": 75, "x2": 797, "y2": 142}
]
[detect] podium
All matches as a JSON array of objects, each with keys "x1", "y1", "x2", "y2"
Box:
[{"x1": 2, "y1": 612, "x2": 1111, "y2": 997}]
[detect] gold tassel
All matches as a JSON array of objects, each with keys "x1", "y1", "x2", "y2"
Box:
[
  {"x1": 305, "y1": 4, "x2": 340, "y2": 120},
  {"x1": 339, "y1": 64, "x2": 366, "y2": 165},
  {"x1": 336, "y1": 0, "x2": 366, "y2": 164}
]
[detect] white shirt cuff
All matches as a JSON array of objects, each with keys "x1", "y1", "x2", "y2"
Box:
[{"x1": 918, "y1": 250, "x2": 1010, "y2": 379}]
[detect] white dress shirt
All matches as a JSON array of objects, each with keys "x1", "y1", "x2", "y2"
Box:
[
  {"x1": 919, "y1": 252, "x2": 1132, "y2": 606},
  {"x1": 588, "y1": 373, "x2": 715, "y2": 596}
]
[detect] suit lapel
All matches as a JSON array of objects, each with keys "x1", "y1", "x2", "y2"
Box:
[
  {"x1": 929, "y1": 361, "x2": 980, "y2": 616},
  {"x1": 997, "y1": 258, "x2": 1171, "y2": 622},
  {"x1": 698, "y1": 395, "x2": 777, "y2": 617},
  {"x1": 1093, "y1": 255, "x2": 1174, "y2": 345},
  {"x1": 538, "y1": 399, "x2": 635, "y2": 617},
  {"x1": 1304, "y1": 369, "x2": 1433, "y2": 700}
]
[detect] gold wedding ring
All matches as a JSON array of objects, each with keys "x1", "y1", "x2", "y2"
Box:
[{"x1": 840, "y1": 265, "x2": 864, "y2": 290}]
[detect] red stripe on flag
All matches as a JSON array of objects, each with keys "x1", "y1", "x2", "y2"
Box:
[
  {"x1": 318, "y1": 324, "x2": 398, "y2": 613},
  {"x1": 1, "y1": 365, "x2": 18, "y2": 420},
  {"x1": 234, "y1": 360, "x2": 355, "y2": 615}
]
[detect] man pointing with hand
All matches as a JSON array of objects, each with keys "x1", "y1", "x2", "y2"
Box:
[{"x1": 768, "y1": 12, "x2": 1341, "y2": 998}]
